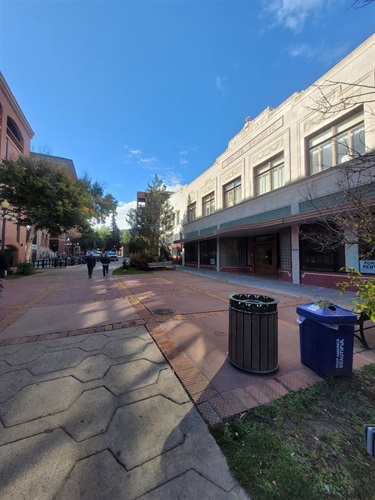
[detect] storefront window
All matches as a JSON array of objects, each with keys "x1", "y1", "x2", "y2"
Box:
[{"x1": 200, "y1": 239, "x2": 217, "y2": 265}]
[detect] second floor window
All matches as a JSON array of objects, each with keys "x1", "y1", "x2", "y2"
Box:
[
  {"x1": 309, "y1": 112, "x2": 365, "y2": 174},
  {"x1": 256, "y1": 155, "x2": 285, "y2": 195},
  {"x1": 202, "y1": 191, "x2": 215, "y2": 216},
  {"x1": 223, "y1": 177, "x2": 241, "y2": 208},
  {"x1": 187, "y1": 202, "x2": 196, "y2": 222},
  {"x1": 176, "y1": 210, "x2": 180, "y2": 226}
]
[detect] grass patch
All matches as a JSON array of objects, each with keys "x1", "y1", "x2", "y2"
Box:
[{"x1": 211, "y1": 365, "x2": 375, "y2": 500}]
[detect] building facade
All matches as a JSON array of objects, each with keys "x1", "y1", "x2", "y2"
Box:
[
  {"x1": 169, "y1": 35, "x2": 375, "y2": 288},
  {"x1": 0, "y1": 72, "x2": 34, "y2": 265}
]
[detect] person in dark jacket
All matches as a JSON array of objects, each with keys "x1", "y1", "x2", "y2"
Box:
[
  {"x1": 100, "y1": 252, "x2": 110, "y2": 277},
  {"x1": 0, "y1": 250, "x2": 9, "y2": 300},
  {"x1": 86, "y1": 252, "x2": 96, "y2": 278}
]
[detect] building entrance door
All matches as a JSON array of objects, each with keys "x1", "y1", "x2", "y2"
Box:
[{"x1": 254, "y1": 243, "x2": 276, "y2": 275}]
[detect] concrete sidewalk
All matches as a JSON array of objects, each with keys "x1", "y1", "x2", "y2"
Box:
[{"x1": 0, "y1": 264, "x2": 374, "y2": 499}]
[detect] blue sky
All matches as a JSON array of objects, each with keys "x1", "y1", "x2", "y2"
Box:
[{"x1": 1, "y1": 0, "x2": 374, "y2": 229}]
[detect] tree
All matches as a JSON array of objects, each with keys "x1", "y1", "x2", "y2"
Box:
[
  {"x1": 302, "y1": 76, "x2": 375, "y2": 258},
  {"x1": 105, "y1": 212, "x2": 121, "y2": 251},
  {"x1": 121, "y1": 229, "x2": 131, "y2": 247},
  {"x1": 301, "y1": 73, "x2": 375, "y2": 319},
  {"x1": 0, "y1": 155, "x2": 117, "y2": 261},
  {"x1": 127, "y1": 175, "x2": 175, "y2": 258}
]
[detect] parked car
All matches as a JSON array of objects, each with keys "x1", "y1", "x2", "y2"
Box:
[
  {"x1": 85, "y1": 250, "x2": 102, "y2": 261},
  {"x1": 106, "y1": 251, "x2": 118, "y2": 261}
]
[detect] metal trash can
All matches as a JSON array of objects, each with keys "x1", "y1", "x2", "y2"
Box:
[
  {"x1": 228, "y1": 294, "x2": 279, "y2": 374},
  {"x1": 297, "y1": 302, "x2": 357, "y2": 378}
]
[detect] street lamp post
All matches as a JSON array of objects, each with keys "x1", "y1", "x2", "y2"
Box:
[
  {"x1": 65, "y1": 237, "x2": 70, "y2": 256},
  {"x1": 1, "y1": 199, "x2": 18, "y2": 252}
]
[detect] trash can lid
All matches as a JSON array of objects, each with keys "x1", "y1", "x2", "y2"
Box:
[
  {"x1": 296, "y1": 302, "x2": 357, "y2": 324},
  {"x1": 229, "y1": 293, "x2": 279, "y2": 313}
]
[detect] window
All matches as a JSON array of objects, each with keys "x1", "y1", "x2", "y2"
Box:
[
  {"x1": 187, "y1": 202, "x2": 196, "y2": 222},
  {"x1": 223, "y1": 177, "x2": 241, "y2": 208},
  {"x1": 200, "y1": 239, "x2": 217, "y2": 265},
  {"x1": 300, "y1": 224, "x2": 345, "y2": 271},
  {"x1": 309, "y1": 112, "x2": 365, "y2": 174},
  {"x1": 202, "y1": 191, "x2": 215, "y2": 216},
  {"x1": 256, "y1": 155, "x2": 285, "y2": 195},
  {"x1": 176, "y1": 210, "x2": 180, "y2": 226},
  {"x1": 6, "y1": 116, "x2": 23, "y2": 153}
]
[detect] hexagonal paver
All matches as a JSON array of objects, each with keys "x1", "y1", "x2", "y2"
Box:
[
  {"x1": 103, "y1": 359, "x2": 161, "y2": 395},
  {"x1": 0, "y1": 360, "x2": 11, "y2": 376},
  {"x1": 141, "y1": 469, "x2": 238, "y2": 500},
  {"x1": 72, "y1": 354, "x2": 112, "y2": 382},
  {"x1": 140, "y1": 343, "x2": 166, "y2": 364},
  {"x1": 0, "y1": 369, "x2": 34, "y2": 403},
  {"x1": 104, "y1": 337, "x2": 152, "y2": 359},
  {"x1": 0, "y1": 428, "x2": 78, "y2": 500},
  {"x1": 0, "y1": 345, "x2": 25, "y2": 359},
  {"x1": 2, "y1": 344, "x2": 47, "y2": 365},
  {"x1": 107, "y1": 395, "x2": 187, "y2": 469},
  {"x1": 75, "y1": 334, "x2": 110, "y2": 352},
  {"x1": 55, "y1": 449, "x2": 127, "y2": 500},
  {"x1": 0, "y1": 376, "x2": 82, "y2": 426},
  {"x1": 29, "y1": 348, "x2": 86, "y2": 375},
  {"x1": 62, "y1": 387, "x2": 116, "y2": 441}
]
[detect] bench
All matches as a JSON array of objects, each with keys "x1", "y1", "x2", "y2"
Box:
[
  {"x1": 354, "y1": 312, "x2": 374, "y2": 349},
  {"x1": 147, "y1": 261, "x2": 174, "y2": 270}
]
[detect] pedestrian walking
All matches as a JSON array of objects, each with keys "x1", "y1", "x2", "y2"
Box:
[
  {"x1": 0, "y1": 250, "x2": 9, "y2": 300},
  {"x1": 86, "y1": 252, "x2": 96, "y2": 278},
  {"x1": 100, "y1": 252, "x2": 110, "y2": 277}
]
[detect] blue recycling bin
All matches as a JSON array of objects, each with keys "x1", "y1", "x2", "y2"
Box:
[{"x1": 296, "y1": 302, "x2": 357, "y2": 378}]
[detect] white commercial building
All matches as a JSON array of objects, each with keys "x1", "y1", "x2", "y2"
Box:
[{"x1": 169, "y1": 35, "x2": 375, "y2": 289}]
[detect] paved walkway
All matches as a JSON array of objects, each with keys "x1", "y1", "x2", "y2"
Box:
[{"x1": 0, "y1": 263, "x2": 374, "y2": 499}]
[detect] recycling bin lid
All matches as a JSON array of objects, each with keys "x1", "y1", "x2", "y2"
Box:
[{"x1": 296, "y1": 302, "x2": 357, "y2": 324}]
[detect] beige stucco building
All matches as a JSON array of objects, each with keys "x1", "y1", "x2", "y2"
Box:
[{"x1": 169, "y1": 34, "x2": 375, "y2": 288}]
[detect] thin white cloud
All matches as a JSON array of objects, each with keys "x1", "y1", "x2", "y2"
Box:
[
  {"x1": 180, "y1": 157, "x2": 188, "y2": 165},
  {"x1": 129, "y1": 149, "x2": 143, "y2": 156},
  {"x1": 288, "y1": 40, "x2": 351, "y2": 65},
  {"x1": 162, "y1": 172, "x2": 184, "y2": 193},
  {"x1": 139, "y1": 156, "x2": 157, "y2": 164},
  {"x1": 264, "y1": 0, "x2": 326, "y2": 33},
  {"x1": 216, "y1": 75, "x2": 226, "y2": 96}
]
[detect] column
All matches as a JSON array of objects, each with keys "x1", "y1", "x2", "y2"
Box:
[{"x1": 291, "y1": 225, "x2": 300, "y2": 284}]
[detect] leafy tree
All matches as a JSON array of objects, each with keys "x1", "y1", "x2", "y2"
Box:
[
  {"x1": 0, "y1": 155, "x2": 117, "y2": 261},
  {"x1": 121, "y1": 229, "x2": 131, "y2": 247},
  {"x1": 94, "y1": 226, "x2": 111, "y2": 251},
  {"x1": 127, "y1": 175, "x2": 174, "y2": 259},
  {"x1": 76, "y1": 226, "x2": 97, "y2": 252}
]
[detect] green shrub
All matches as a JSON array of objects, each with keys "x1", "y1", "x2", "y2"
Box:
[
  {"x1": 129, "y1": 252, "x2": 153, "y2": 271},
  {"x1": 17, "y1": 262, "x2": 35, "y2": 275},
  {"x1": 338, "y1": 267, "x2": 375, "y2": 321}
]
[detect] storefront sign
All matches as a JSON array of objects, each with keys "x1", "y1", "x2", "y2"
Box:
[{"x1": 359, "y1": 260, "x2": 375, "y2": 274}]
